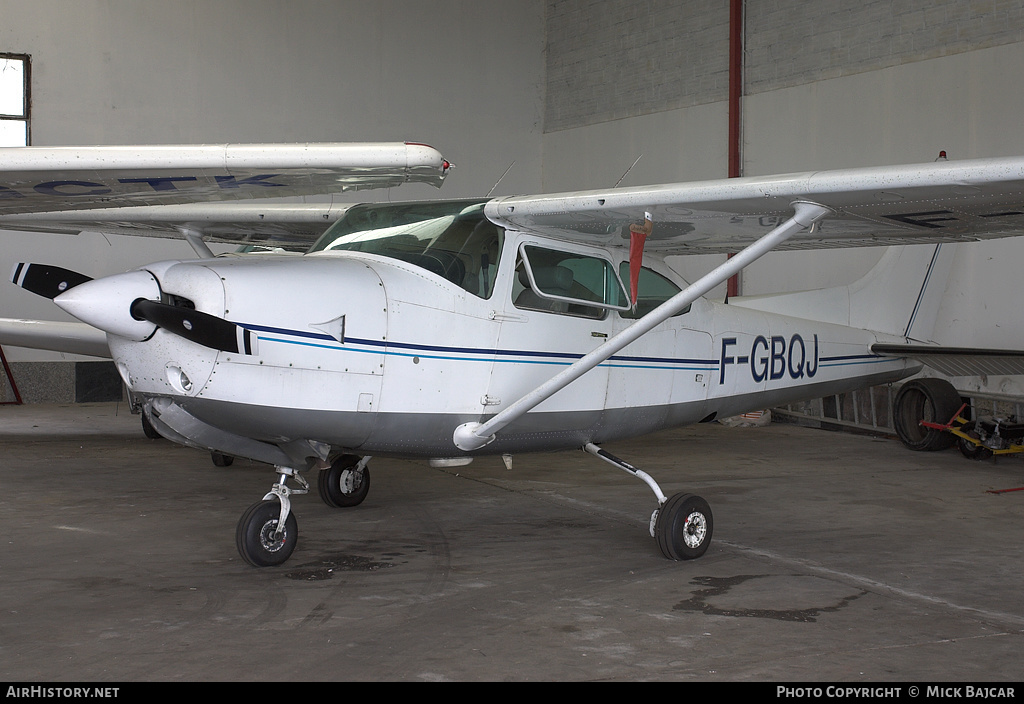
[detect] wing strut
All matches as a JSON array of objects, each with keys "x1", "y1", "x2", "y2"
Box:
[
  {"x1": 453, "y1": 200, "x2": 832, "y2": 452},
  {"x1": 180, "y1": 227, "x2": 216, "y2": 259}
]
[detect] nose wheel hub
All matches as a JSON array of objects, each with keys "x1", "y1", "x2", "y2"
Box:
[{"x1": 235, "y1": 467, "x2": 309, "y2": 567}]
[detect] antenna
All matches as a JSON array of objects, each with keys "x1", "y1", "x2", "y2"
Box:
[
  {"x1": 613, "y1": 154, "x2": 643, "y2": 188},
  {"x1": 486, "y1": 161, "x2": 517, "y2": 197}
]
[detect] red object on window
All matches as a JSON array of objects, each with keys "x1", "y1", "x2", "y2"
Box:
[{"x1": 628, "y1": 215, "x2": 653, "y2": 305}]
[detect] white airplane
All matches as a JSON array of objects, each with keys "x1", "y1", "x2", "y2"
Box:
[{"x1": 3, "y1": 141, "x2": 1024, "y2": 567}]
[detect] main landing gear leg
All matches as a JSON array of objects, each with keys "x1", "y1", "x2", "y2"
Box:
[
  {"x1": 236, "y1": 467, "x2": 309, "y2": 567},
  {"x1": 583, "y1": 443, "x2": 713, "y2": 561}
]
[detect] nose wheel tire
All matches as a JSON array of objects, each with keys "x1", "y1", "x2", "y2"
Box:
[
  {"x1": 318, "y1": 455, "x2": 370, "y2": 508},
  {"x1": 236, "y1": 500, "x2": 298, "y2": 567},
  {"x1": 655, "y1": 493, "x2": 713, "y2": 561}
]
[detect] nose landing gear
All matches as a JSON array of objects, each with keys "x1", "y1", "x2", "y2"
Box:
[
  {"x1": 235, "y1": 466, "x2": 309, "y2": 567},
  {"x1": 235, "y1": 456, "x2": 373, "y2": 567},
  {"x1": 236, "y1": 499, "x2": 298, "y2": 567}
]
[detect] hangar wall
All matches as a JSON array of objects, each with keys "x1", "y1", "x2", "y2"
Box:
[
  {"x1": 543, "y1": 0, "x2": 1024, "y2": 396},
  {"x1": 0, "y1": 0, "x2": 546, "y2": 400}
]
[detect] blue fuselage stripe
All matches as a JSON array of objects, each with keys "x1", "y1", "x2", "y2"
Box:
[
  {"x1": 245, "y1": 324, "x2": 718, "y2": 371},
  {"x1": 243, "y1": 324, "x2": 896, "y2": 373}
]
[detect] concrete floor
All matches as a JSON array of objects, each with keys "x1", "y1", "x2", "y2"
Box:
[{"x1": 1, "y1": 402, "x2": 1022, "y2": 682}]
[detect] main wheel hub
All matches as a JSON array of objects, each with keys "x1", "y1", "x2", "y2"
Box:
[{"x1": 683, "y1": 511, "x2": 707, "y2": 548}]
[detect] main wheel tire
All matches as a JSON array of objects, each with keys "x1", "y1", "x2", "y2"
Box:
[
  {"x1": 892, "y1": 378, "x2": 963, "y2": 451},
  {"x1": 236, "y1": 500, "x2": 298, "y2": 567},
  {"x1": 655, "y1": 493, "x2": 713, "y2": 561},
  {"x1": 211, "y1": 451, "x2": 234, "y2": 467},
  {"x1": 318, "y1": 455, "x2": 370, "y2": 508}
]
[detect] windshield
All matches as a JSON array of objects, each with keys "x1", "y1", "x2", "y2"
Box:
[{"x1": 309, "y1": 199, "x2": 503, "y2": 298}]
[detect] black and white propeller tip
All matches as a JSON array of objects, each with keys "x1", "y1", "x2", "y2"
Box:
[{"x1": 12, "y1": 262, "x2": 93, "y2": 299}]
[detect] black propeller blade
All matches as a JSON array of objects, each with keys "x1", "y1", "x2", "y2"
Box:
[
  {"x1": 12, "y1": 263, "x2": 93, "y2": 299},
  {"x1": 130, "y1": 298, "x2": 257, "y2": 355}
]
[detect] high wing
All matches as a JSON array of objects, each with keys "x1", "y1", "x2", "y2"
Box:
[
  {"x1": 0, "y1": 141, "x2": 448, "y2": 215},
  {"x1": 484, "y1": 156, "x2": 1024, "y2": 253}
]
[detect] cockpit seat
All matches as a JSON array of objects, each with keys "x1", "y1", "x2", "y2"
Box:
[{"x1": 514, "y1": 266, "x2": 572, "y2": 313}]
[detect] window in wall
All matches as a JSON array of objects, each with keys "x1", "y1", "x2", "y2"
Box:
[{"x1": 0, "y1": 54, "x2": 30, "y2": 146}]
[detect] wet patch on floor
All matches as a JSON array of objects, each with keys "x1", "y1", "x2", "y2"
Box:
[
  {"x1": 673, "y1": 574, "x2": 866, "y2": 622},
  {"x1": 284, "y1": 553, "x2": 395, "y2": 581}
]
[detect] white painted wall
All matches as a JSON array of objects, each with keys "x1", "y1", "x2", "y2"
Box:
[{"x1": 0, "y1": 0, "x2": 546, "y2": 362}]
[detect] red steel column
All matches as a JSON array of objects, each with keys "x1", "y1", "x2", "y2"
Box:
[{"x1": 727, "y1": 0, "x2": 744, "y2": 298}]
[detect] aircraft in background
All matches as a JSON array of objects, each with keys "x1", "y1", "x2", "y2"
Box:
[{"x1": 2, "y1": 142, "x2": 1024, "y2": 566}]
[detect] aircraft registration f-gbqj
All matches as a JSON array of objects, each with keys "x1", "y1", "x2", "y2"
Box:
[{"x1": 3, "y1": 141, "x2": 1024, "y2": 566}]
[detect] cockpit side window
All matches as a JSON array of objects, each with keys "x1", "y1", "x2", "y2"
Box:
[
  {"x1": 617, "y1": 262, "x2": 689, "y2": 319},
  {"x1": 513, "y1": 245, "x2": 628, "y2": 320},
  {"x1": 309, "y1": 200, "x2": 503, "y2": 299}
]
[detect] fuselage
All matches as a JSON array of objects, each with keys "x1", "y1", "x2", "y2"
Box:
[{"x1": 98, "y1": 199, "x2": 917, "y2": 461}]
